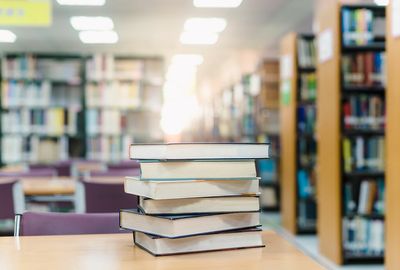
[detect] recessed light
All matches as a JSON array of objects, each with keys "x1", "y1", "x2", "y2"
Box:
[
  {"x1": 184, "y1": 18, "x2": 227, "y2": 33},
  {"x1": 193, "y1": 0, "x2": 243, "y2": 8},
  {"x1": 79, "y1": 30, "x2": 118, "y2": 44},
  {"x1": 180, "y1": 31, "x2": 218, "y2": 45},
  {"x1": 374, "y1": 0, "x2": 388, "y2": 6},
  {"x1": 172, "y1": 54, "x2": 204, "y2": 66},
  {"x1": 57, "y1": 0, "x2": 105, "y2": 6},
  {"x1": 70, "y1": 16, "x2": 114, "y2": 31},
  {"x1": 0, "y1": 30, "x2": 16, "y2": 43}
]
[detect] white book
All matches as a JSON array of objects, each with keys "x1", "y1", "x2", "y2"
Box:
[
  {"x1": 124, "y1": 177, "x2": 260, "y2": 200},
  {"x1": 129, "y1": 143, "x2": 269, "y2": 160}
]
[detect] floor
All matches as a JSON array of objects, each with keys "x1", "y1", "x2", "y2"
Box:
[{"x1": 260, "y1": 212, "x2": 385, "y2": 270}]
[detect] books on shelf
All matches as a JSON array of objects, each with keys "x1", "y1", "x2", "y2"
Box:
[
  {"x1": 297, "y1": 105, "x2": 316, "y2": 134},
  {"x1": 342, "y1": 217, "x2": 384, "y2": 257},
  {"x1": 297, "y1": 38, "x2": 316, "y2": 68},
  {"x1": 297, "y1": 170, "x2": 315, "y2": 199},
  {"x1": 299, "y1": 73, "x2": 317, "y2": 102},
  {"x1": 120, "y1": 142, "x2": 267, "y2": 256},
  {"x1": 86, "y1": 135, "x2": 131, "y2": 162},
  {"x1": 343, "y1": 95, "x2": 385, "y2": 131},
  {"x1": 342, "y1": 52, "x2": 386, "y2": 87},
  {"x1": 342, "y1": 8, "x2": 385, "y2": 46},
  {"x1": 342, "y1": 136, "x2": 384, "y2": 173}
]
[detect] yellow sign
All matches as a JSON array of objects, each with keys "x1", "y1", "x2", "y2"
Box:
[{"x1": 0, "y1": 0, "x2": 52, "y2": 26}]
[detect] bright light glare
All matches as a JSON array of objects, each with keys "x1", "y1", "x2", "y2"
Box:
[
  {"x1": 180, "y1": 31, "x2": 218, "y2": 45},
  {"x1": 0, "y1": 30, "x2": 16, "y2": 43},
  {"x1": 57, "y1": 0, "x2": 105, "y2": 5},
  {"x1": 374, "y1": 0, "x2": 388, "y2": 6},
  {"x1": 79, "y1": 30, "x2": 118, "y2": 44},
  {"x1": 172, "y1": 54, "x2": 204, "y2": 66},
  {"x1": 184, "y1": 18, "x2": 227, "y2": 33},
  {"x1": 193, "y1": 0, "x2": 243, "y2": 8},
  {"x1": 70, "y1": 17, "x2": 114, "y2": 31}
]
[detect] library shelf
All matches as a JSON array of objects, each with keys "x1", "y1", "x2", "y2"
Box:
[
  {"x1": 316, "y1": 1, "x2": 386, "y2": 265},
  {"x1": 343, "y1": 171, "x2": 384, "y2": 179}
]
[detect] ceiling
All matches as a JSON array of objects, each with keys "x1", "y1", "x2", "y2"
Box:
[{"x1": 0, "y1": 0, "x2": 315, "y2": 82}]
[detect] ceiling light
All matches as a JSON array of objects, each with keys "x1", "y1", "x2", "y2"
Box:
[
  {"x1": 374, "y1": 0, "x2": 388, "y2": 6},
  {"x1": 57, "y1": 0, "x2": 105, "y2": 5},
  {"x1": 180, "y1": 32, "x2": 218, "y2": 45},
  {"x1": 70, "y1": 16, "x2": 114, "y2": 31},
  {"x1": 184, "y1": 18, "x2": 227, "y2": 33},
  {"x1": 193, "y1": 0, "x2": 243, "y2": 8},
  {"x1": 0, "y1": 30, "x2": 16, "y2": 43},
  {"x1": 79, "y1": 30, "x2": 118, "y2": 44},
  {"x1": 172, "y1": 54, "x2": 204, "y2": 66}
]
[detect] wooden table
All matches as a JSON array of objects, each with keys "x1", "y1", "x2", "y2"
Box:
[
  {"x1": 0, "y1": 231, "x2": 324, "y2": 270},
  {"x1": 21, "y1": 178, "x2": 75, "y2": 196}
]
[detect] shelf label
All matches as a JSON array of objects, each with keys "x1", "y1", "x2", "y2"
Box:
[
  {"x1": 318, "y1": 29, "x2": 333, "y2": 63},
  {"x1": 0, "y1": 0, "x2": 51, "y2": 26},
  {"x1": 393, "y1": 0, "x2": 400, "y2": 38}
]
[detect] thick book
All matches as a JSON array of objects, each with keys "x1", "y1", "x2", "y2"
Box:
[
  {"x1": 139, "y1": 196, "x2": 260, "y2": 215},
  {"x1": 120, "y1": 209, "x2": 260, "y2": 238},
  {"x1": 134, "y1": 228, "x2": 264, "y2": 256},
  {"x1": 139, "y1": 160, "x2": 257, "y2": 180},
  {"x1": 129, "y1": 143, "x2": 269, "y2": 160},
  {"x1": 124, "y1": 177, "x2": 260, "y2": 200}
]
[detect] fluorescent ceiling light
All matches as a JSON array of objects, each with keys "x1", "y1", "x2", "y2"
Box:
[
  {"x1": 184, "y1": 18, "x2": 227, "y2": 33},
  {"x1": 180, "y1": 31, "x2": 218, "y2": 45},
  {"x1": 0, "y1": 30, "x2": 16, "y2": 43},
  {"x1": 57, "y1": 0, "x2": 105, "y2": 6},
  {"x1": 193, "y1": 0, "x2": 243, "y2": 8},
  {"x1": 79, "y1": 30, "x2": 118, "y2": 44},
  {"x1": 70, "y1": 16, "x2": 114, "y2": 31},
  {"x1": 172, "y1": 54, "x2": 204, "y2": 66},
  {"x1": 374, "y1": 0, "x2": 388, "y2": 6}
]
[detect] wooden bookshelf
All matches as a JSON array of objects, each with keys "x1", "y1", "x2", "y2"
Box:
[
  {"x1": 280, "y1": 33, "x2": 317, "y2": 235},
  {"x1": 316, "y1": 1, "x2": 386, "y2": 264},
  {"x1": 385, "y1": 2, "x2": 400, "y2": 269}
]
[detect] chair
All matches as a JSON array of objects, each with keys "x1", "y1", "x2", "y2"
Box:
[
  {"x1": 89, "y1": 168, "x2": 140, "y2": 178},
  {"x1": 0, "y1": 168, "x2": 57, "y2": 178},
  {"x1": 0, "y1": 179, "x2": 25, "y2": 220},
  {"x1": 16, "y1": 212, "x2": 124, "y2": 236},
  {"x1": 107, "y1": 160, "x2": 140, "y2": 170},
  {"x1": 29, "y1": 161, "x2": 72, "y2": 177},
  {"x1": 75, "y1": 179, "x2": 138, "y2": 213}
]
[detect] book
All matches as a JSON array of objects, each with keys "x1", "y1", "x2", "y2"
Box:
[
  {"x1": 120, "y1": 209, "x2": 260, "y2": 238},
  {"x1": 124, "y1": 177, "x2": 260, "y2": 200},
  {"x1": 139, "y1": 160, "x2": 256, "y2": 180},
  {"x1": 129, "y1": 143, "x2": 270, "y2": 160},
  {"x1": 138, "y1": 196, "x2": 260, "y2": 215},
  {"x1": 134, "y1": 228, "x2": 264, "y2": 256}
]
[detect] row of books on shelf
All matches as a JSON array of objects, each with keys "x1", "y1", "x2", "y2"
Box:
[
  {"x1": 342, "y1": 136, "x2": 384, "y2": 173},
  {"x1": 2, "y1": 108, "x2": 79, "y2": 136},
  {"x1": 86, "y1": 82, "x2": 141, "y2": 109},
  {"x1": 2, "y1": 135, "x2": 70, "y2": 164},
  {"x1": 343, "y1": 95, "x2": 385, "y2": 131},
  {"x1": 1, "y1": 56, "x2": 81, "y2": 83},
  {"x1": 298, "y1": 138, "x2": 316, "y2": 168},
  {"x1": 2, "y1": 80, "x2": 81, "y2": 108},
  {"x1": 342, "y1": 52, "x2": 386, "y2": 87},
  {"x1": 297, "y1": 169, "x2": 316, "y2": 199},
  {"x1": 344, "y1": 179, "x2": 384, "y2": 216},
  {"x1": 298, "y1": 200, "x2": 317, "y2": 230},
  {"x1": 297, "y1": 38, "x2": 316, "y2": 68},
  {"x1": 341, "y1": 8, "x2": 385, "y2": 46},
  {"x1": 298, "y1": 105, "x2": 316, "y2": 134},
  {"x1": 86, "y1": 54, "x2": 144, "y2": 81},
  {"x1": 299, "y1": 73, "x2": 316, "y2": 102},
  {"x1": 86, "y1": 135, "x2": 130, "y2": 162},
  {"x1": 342, "y1": 217, "x2": 384, "y2": 257}
]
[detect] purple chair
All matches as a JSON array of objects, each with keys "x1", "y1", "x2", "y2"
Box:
[
  {"x1": 29, "y1": 161, "x2": 71, "y2": 177},
  {"x1": 107, "y1": 160, "x2": 140, "y2": 170},
  {"x1": 89, "y1": 169, "x2": 140, "y2": 178},
  {"x1": 16, "y1": 212, "x2": 125, "y2": 236},
  {"x1": 75, "y1": 180, "x2": 138, "y2": 213},
  {"x1": 0, "y1": 168, "x2": 57, "y2": 178},
  {"x1": 0, "y1": 179, "x2": 24, "y2": 220}
]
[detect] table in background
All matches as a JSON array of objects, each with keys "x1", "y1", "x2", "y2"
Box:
[{"x1": 0, "y1": 231, "x2": 324, "y2": 270}]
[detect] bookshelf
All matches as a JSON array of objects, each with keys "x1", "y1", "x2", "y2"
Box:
[
  {"x1": 84, "y1": 54, "x2": 164, "y2": 163},
  {"x1": 316, "y1": 1, "x2": 385, "y2": 264},
  {"x1": 0, "y1": 53, "x2": 85, "y2": 166},
  {"x1": 280, "y1": 33, "x2": 317, "y2": 234}
]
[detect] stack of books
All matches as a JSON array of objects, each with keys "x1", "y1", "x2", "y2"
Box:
[{"x1": 119, "y1": 143, "x2": 269, "y2": 256}]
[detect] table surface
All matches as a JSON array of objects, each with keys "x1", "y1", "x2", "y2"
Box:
[{"x1": 0, "y1": 231, "x2": 324, "y2": 270}]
